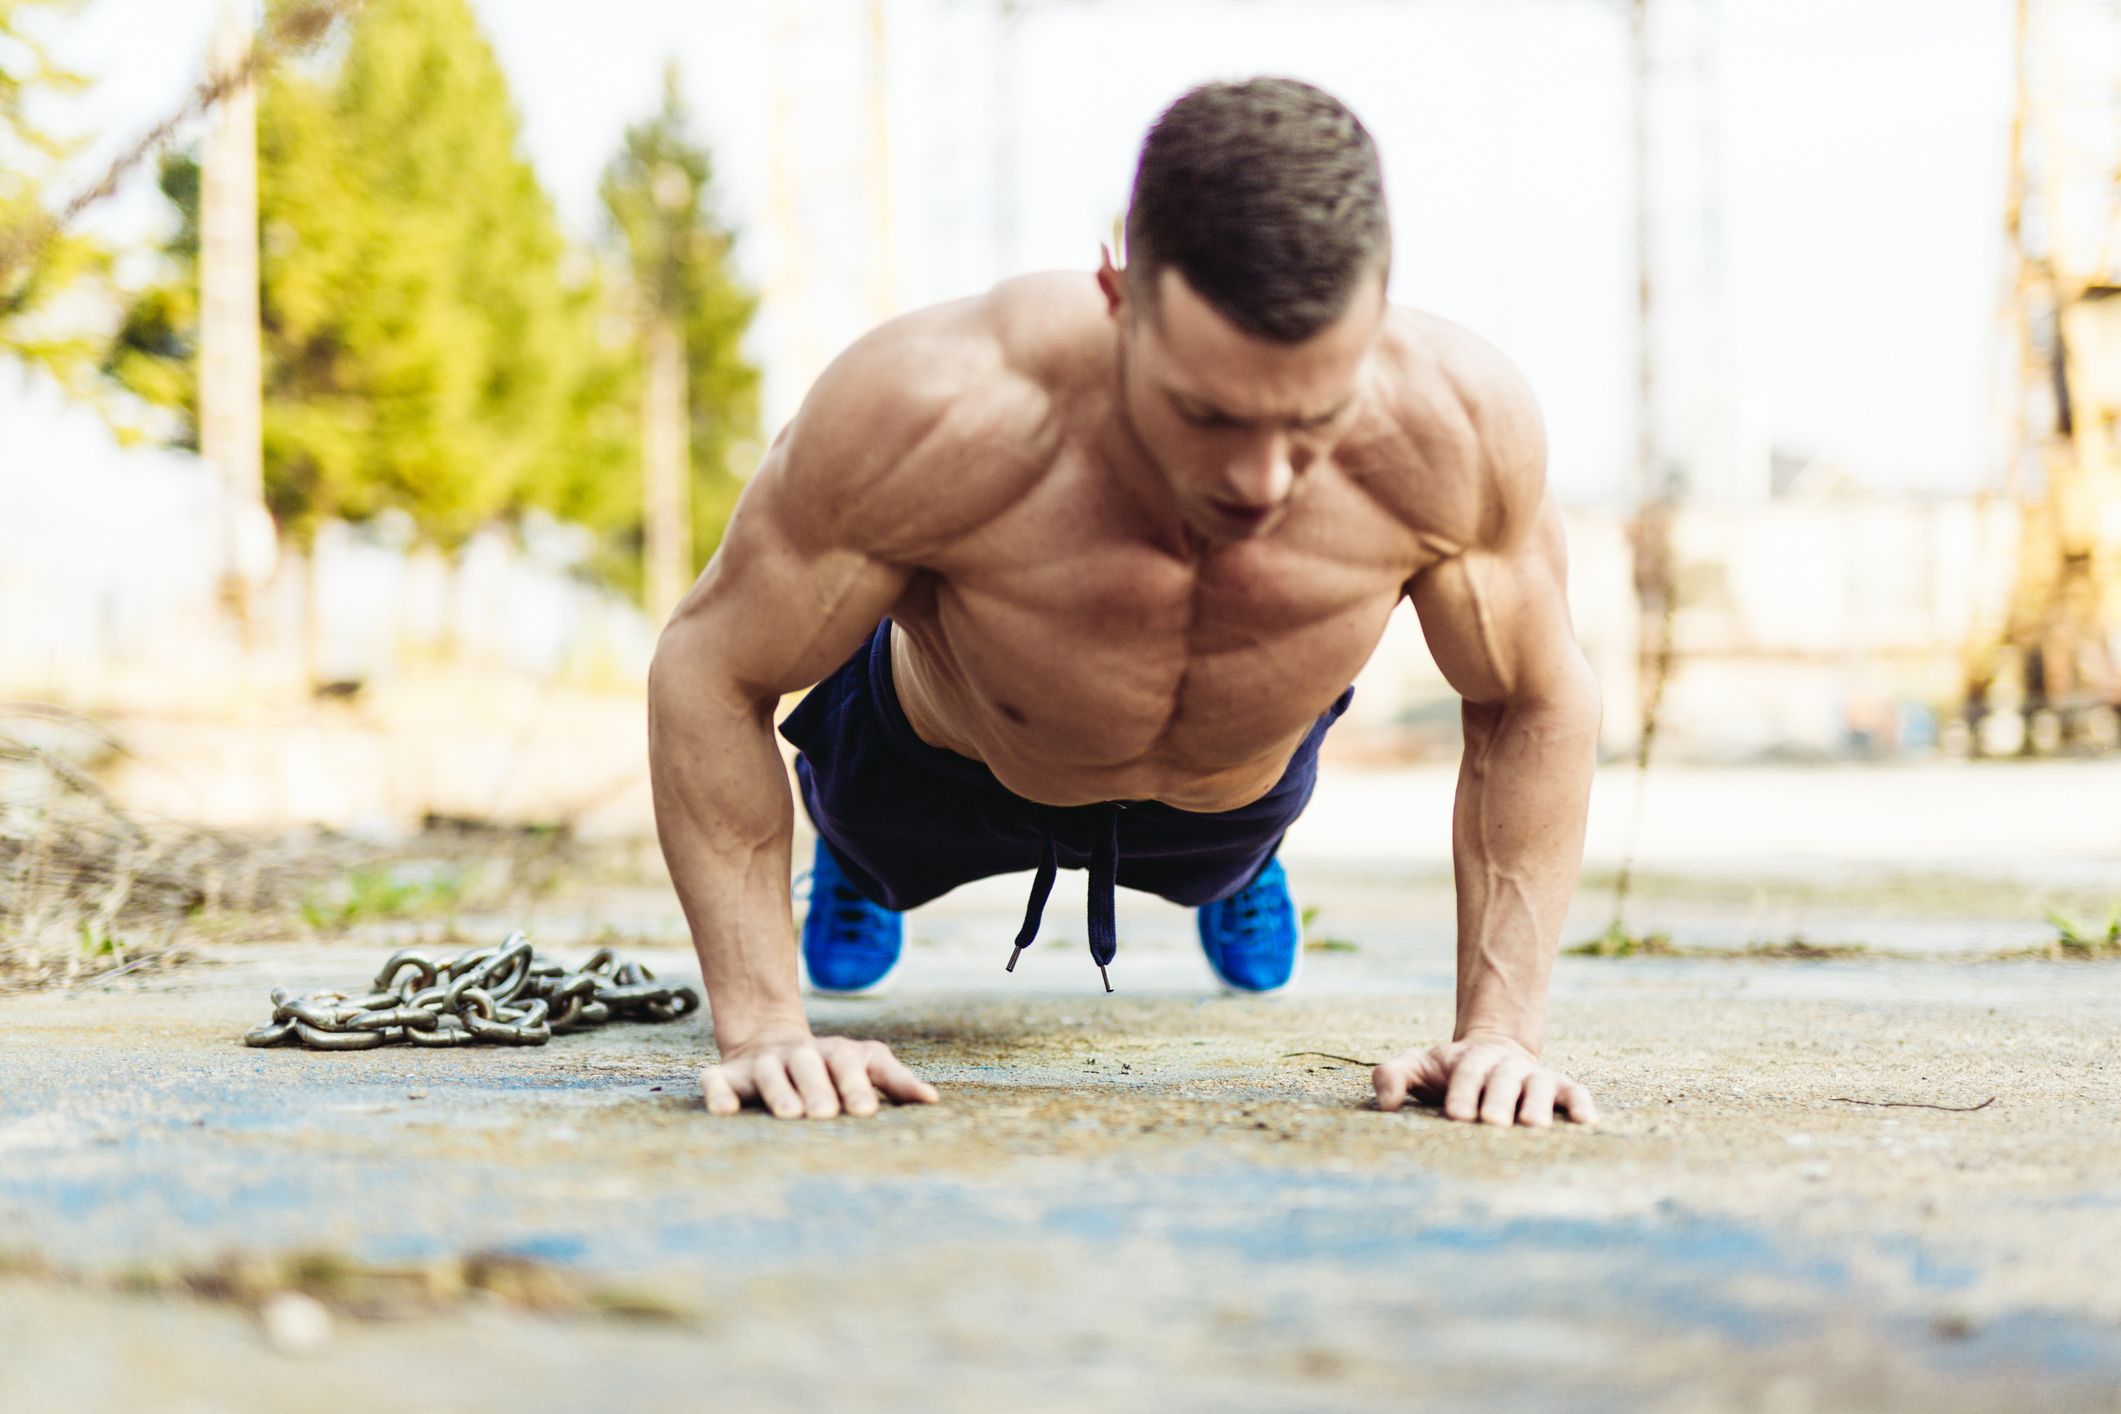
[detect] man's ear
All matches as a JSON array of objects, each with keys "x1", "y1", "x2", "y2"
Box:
[{"x1": 1096, "y1": 242, "x2": 1126, "y2": 320}]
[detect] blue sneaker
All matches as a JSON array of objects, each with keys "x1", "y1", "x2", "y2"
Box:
[
  {"x1": 1196, "y1": 857, "x2": 1302, "y2": 994},
  {"x1": 800, "y1": 837, "x2": 904, "y2": 996}
]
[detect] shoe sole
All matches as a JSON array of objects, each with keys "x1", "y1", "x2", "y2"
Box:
[
  {"x1": 1210, "y1": 944, "x2": 1302, "y2": 997},
  {"x1": 803, "y1": 953, "x2": 902, "y2": 999},
  {"x1": 806, "y1": 976, "x2": 897, "y2": 999}
]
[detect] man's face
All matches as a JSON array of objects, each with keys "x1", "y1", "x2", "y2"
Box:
[{"x1": 1110, "y1": 263, "x2": 1386, "y2": 545}]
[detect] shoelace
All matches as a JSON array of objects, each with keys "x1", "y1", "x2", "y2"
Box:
[
  {"x1": 1209, "y1": 868, "x2": 1288, "y2": 959},
  {"x1": 1228, "y1": 878, "x2": 1274, "y2": 926},
  {"x1": 827, "y1": 878, "x2": 898, "y2": 952}
]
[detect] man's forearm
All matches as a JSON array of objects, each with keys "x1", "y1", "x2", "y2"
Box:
[
  {"x1": 1450, "y1": 675, "x2": 1599, "y2": 1053},
  {"x1": 647, "y1": 646, "x2": 809, "y2": 1049}
]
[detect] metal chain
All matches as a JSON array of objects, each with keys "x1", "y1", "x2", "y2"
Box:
[{"x1": 243, "y1": 931, "x2": 699, "y2": 1051}]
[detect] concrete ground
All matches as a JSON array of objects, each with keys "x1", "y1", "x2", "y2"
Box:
[
  {"x1": 3, "y1": 762, "x2": 2120, "y2": 1411},
  {"x1": 2, "y1": 908, "x2": 2119, "y2": 1408}
]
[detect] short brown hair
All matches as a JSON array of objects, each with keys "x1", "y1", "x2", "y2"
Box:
[{"x1": 1124, "y1": 77, "x2": 1391, "y2": 343}]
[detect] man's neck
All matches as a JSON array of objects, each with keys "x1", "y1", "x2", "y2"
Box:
[{"x1": 1093, "y1": 339, "x2": 1200, "y2": 562}]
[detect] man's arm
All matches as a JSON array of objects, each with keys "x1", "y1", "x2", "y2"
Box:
[
  {"x1": 649, "y1": 305, "x2": 1029, "y2": 1119},
  {"x1": 1374, "y1": 357, "x2": 1603, "y2": 1127}
]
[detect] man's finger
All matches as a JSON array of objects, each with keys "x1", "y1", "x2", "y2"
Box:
[
  {"x1": 1443, "y1": 1047, "x2": 1504, "y2": 1122},
  {"x1": 701, "y1": 1064, "x2": 743, "y2": 1117},
  {"x1": 866, "y1": 1045, "x2": 939, "y2": 1104},
  {"x1": 824, "y1": 1045, "x2": 881, "y2": 1117},
  {"x1": 1517, "y1": 1071, "x2": 1558, "y2": 1128},
  {"x1": 753, "y1": 1056, "x2": 806, "y2": 1119},
  {"x1": 1478, "y1": 1059, "x2": 1532, "y2": 1127},
  {"x1": 1557, "y1": 1077, "x2": 1599, "y2": 1126},
  {"x1": 787, "y1": 1047, "x2": 841, "y2": 1119},
  {"x1": 1404, "y1": 1047, "x2": 1453, "y2": 1102},
  {"x1": 1372, "y1": 1058, "x2": 1414, "y2": 1112}
]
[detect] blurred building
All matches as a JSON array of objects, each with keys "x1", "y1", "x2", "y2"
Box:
[{"x1": 1340, "y1": 488, "x2": 2015, "y2": 764}]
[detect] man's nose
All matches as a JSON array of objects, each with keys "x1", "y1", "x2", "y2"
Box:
[{"x1": 1224, "y1": 434, "x2": 1295, "y2": 507}]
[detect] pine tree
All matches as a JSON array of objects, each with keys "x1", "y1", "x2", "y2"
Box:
[
  {"x1": 108, "y1": 0, "x2": 626, "y2": 549},
  {"x1": 600, "y1": 62, "x2": 761, "y2": 613}
]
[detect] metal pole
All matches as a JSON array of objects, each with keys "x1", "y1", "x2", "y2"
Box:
[
  {"x1": 1609, "y1": 0, "x2": 1669, "y2": 937},
  {"x1": 869, "y1": 0, "x2": 896, "y2": 321},
  {"x1": 1632, "y1": 0, "x2": 1656, "y2": 511},
  {"x1": 992, "y1": 0, "x2": 1018, "y2": 279}
]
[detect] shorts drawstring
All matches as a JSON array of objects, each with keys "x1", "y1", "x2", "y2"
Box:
[
  {"x1": 1006, "y1": 832, "x2": 1058, "y2": 975},
  {"x1": 1087, "y1": 805, "x2": 1119, "y2": 991},
  {"x1": 1005, "y1": 803, "x2": 1122, "y2": 992}
]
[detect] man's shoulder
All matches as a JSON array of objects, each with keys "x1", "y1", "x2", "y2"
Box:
[
  {"x1": 810, "y1": 273, "x2": 1101, "y2": 431},
  {"x1": 1355, "y1": 307, "x2": 1547, "y2": 554},
  {"x1": 775, "y1": 277, "x2": 1099, "y2": 557}
]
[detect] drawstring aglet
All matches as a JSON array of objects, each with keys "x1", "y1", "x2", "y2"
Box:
[
  {"x1": 1099, "y1": 965, "x2": 1112, "y2": 993},
  {"x1": 1006, "y1": 944, "x2": 1025, "y2": 974}
]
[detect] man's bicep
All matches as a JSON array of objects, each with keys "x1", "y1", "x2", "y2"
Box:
[
  {"x1": 1409, "y1": 500, "x2": 1581, "y2": 709},
  {"x1": 657, "y1": 456, "x2": 910, "y2": 709},
  {"x1": 651, "y1": 313, "x2": 970, "y2": 705}
]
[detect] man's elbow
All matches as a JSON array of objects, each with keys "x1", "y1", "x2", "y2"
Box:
[
  {"x1": 1509, "y1": 647, "x2": 1601, "y2": 741},
  {"x1": 648, "y1": 621, "x2": 769, "y2": 743}
]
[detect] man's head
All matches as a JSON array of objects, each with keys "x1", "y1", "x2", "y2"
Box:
[{"x1": 1100, "y1": 77, "x2": 1392, "y2": 543}]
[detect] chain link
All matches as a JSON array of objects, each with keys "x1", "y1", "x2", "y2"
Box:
[{"x1": 243, "y1": 931, "x2": 699, "y2": 1051}]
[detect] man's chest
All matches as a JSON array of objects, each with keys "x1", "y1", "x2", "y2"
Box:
[{"x1": 901, "y1": 470, "x2": 1428, "y2": 794}]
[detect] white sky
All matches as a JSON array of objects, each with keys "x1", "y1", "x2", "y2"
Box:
[{"x1": 19, "y1": 0, "x2": 2017, "y2": 503}]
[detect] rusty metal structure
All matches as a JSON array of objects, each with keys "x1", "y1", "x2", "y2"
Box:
[{"x1": 1965, "y1": 0, "x2": 2121, "y2": 755}]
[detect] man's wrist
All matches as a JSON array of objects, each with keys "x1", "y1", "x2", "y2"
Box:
[
  {"x1": 710, "y1": 1007, "x2": 813, "y2": 1054},
  {"x1": 1452, "y1": 1021, "x2": 1542, "y2": 1057}
]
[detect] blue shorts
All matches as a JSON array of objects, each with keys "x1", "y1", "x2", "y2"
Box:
[{"x1": 778, "y1": 620, "x2": 1352, "y2": 987}]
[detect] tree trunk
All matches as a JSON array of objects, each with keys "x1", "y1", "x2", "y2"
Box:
[
  {"x1": 643, "y1": 313, "x2": 692, "y2": 626},
  {"x1": 200, "y1": 0, "x2": 268, "y2": 646}
]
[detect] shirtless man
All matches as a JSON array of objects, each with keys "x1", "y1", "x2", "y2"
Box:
[{"x1": 649, "y1": 77, "x2": 1601, "y2": 1127}]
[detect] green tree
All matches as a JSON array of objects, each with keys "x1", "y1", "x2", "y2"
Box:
[
  {"x1": 599, "y1": 62, "x2": 761, "y2": 613},
  {"x1": 101, "y1": 152, "x2": 199, "y2": 437},
  {"x1": 108, "y1": 0, "x2": 626, "y2": 548},
  {"x1": 0, "y1": 0, "x2": 110, "y2": 392}
]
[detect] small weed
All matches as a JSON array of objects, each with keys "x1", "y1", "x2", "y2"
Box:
[
  {"x1": 1568, "y1": 922, "x2": 1677, "y2": 957},
  {"x1": 2041, "y1": 907, "x2": 2121, "y2": 957},
  {"x1": 77, "y1": 920, "x2": 124, "y2": 959},
  {"x1": 302, "y1": 865, "x2": 464, "y2": 932},
  {"x1": 1298, "y1": 904, "x2": 1358, "y2": 953}
]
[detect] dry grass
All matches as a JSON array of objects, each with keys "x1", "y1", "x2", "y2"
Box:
[
  {"x1": 0, "y1": 706, "x2": 644, "y2": 993},
  {"x1": 0, "y1": 1244, "x2": 697, "y2": 1325},
  {"x1": 0, "y1": 708, "x2": 348, "y2": 992},
  {"x1": 1567, "y1": 922, "x2": 1872, "y2": 960}
]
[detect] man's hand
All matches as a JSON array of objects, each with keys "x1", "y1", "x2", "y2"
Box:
[
  {"x1": 1371, "y1": 1036, "x2": 1597, "y2": 1127},
  {"x1": 701, "y1": 1028, "x2": 940, "y2": 1119}
]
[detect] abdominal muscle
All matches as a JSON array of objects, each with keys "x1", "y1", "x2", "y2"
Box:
[{"x1": 886, "y1": 608, "x2": 1370, "y2": 815}]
